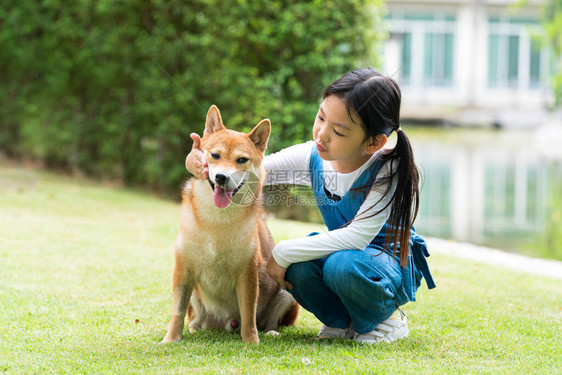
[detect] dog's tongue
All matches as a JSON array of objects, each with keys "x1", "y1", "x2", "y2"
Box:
[{"x1": 213, "y1": 186, "x2": 235, "y2": 208}]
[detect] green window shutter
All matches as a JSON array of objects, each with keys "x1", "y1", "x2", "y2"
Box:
[
  {"x1": 508, "y1": 35, "x2": 519, "y2": 87},
  {"x1": 401, "y1": 33, "x2": 412, "y2": 84},
  {"x1": 424, "y1": 33, "x2": 434, "y2": 83},
  {"x1": 488, "y1": 33, "x2": 499, "y2": 87},
  {"x1": 444, "y1": 33, "x2": 454, "y2": 84},
  {"x1": 529, "y1": 38, "x2": 541, "y2": 88},
  {"x1": 423, "y1": 32, "x2": 454, "y2": 86}
]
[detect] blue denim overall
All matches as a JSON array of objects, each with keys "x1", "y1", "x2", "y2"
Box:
[{"x1": 285, "y1": 146, "x2": 436, "y2": 334}]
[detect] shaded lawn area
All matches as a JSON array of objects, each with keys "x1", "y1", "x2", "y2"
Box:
[{"x1": 1, "y1": 164, "x2": 560, "y2": 374}]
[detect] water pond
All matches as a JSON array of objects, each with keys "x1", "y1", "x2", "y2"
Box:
[{"x1": 409, "y1": 126, "x2": 562, "y2": 260}]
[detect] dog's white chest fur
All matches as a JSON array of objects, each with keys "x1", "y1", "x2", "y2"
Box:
[
  {"x1": 177, "y1": 229, "x2": 256, "y2": 320},
  {"x1": 196, "y1": 245, "x2": 242, "y2": 317}
]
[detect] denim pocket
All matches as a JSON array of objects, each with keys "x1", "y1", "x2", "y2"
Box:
[{"x1": 368, "y1": 275, "x2": 400, "y2": 315}]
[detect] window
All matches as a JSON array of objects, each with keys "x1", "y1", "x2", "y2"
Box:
[
  {"x1": 387, "y1": 12, "x2": 456, "y2": 88},
  {"x1": 488, "y1": 34, "x2": 519, "y2": 88},
  {"x1": 400, "y1": 32, "x2": 412, "y2": 85},
  {"x1": 487, "y1": 16, "x2": 549, "y2": 89},
  {"x1": 529, "y1": 38, "x2": 542, "y2": 88},
  {"x1": 424, "y1": 32, "x2": 454, "y2": 86}
]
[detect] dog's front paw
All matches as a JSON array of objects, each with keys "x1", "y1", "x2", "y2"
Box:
[
  {"x1": 265, "y1": 330, "x2": 279, "y2": 337},
  {"x1": 242, "y1": 329, "x2": 260, "y2": 344},
  {"x1": 161, "y1": 333, "x2": 182, "y2": 343}
]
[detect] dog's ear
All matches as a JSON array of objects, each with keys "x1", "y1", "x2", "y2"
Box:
[
  {"x1": 249, "y1": 119, "x2": 271, "y2": 153},
  {"x1": 204, "y1": 105, "x2": 226, "y2": 136}
]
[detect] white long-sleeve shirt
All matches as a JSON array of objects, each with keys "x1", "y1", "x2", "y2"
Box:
[{"x1": 264, "y1": 141, "x2": 397, "y2": 268}]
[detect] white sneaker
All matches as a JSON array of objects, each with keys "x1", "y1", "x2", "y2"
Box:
[
  {"x1": 354, "y1": 309, "x2": 408, "y2": 344},
  {"x1": 317, "y1": 322, "x2": 355, "y2": 339}
]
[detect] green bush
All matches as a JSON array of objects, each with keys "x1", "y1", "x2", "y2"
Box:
[
  {"x1": 0, "y1": 0, "x2": 385, "y2": 195},
  {"x1": 540, "y1": 0, "x2": 562, "y2": 105}
]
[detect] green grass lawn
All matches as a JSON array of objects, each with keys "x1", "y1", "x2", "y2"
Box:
[{"x1": 1, "y1": 164, "x2": 561, "y2": 374}]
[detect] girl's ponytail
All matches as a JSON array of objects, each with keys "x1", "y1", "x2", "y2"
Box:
[{"x1": 381, "y1": 129, "x2": 420, "y2": 267}]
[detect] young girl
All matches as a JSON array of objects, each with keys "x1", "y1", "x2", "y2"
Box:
[{"x1": 186, "y1": 68, "x2": 435, "y2": 344}]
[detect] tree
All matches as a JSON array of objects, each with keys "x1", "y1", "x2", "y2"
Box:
[
  {"x1": 0, "y1": 0, "x2": 385, "y2": 195},
  {"x1": 541, "y1": 0, "x2": 562, "y2": 105}
]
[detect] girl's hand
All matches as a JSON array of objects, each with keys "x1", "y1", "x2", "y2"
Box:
[
  {"x1": 185, "y1": 133, "x2": 208, "y2": 179},
  {"x1": 266, "y1": 257, "x2": 293, "y2": 290}
]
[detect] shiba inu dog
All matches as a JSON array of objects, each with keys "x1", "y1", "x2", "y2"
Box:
[{"x1": 162, "y1": 105, "x2": 299, "y2": 344}]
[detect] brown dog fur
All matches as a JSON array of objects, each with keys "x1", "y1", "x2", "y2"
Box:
[{"x1": 162, "y1": 105, "x2": 299, "y2": 344}]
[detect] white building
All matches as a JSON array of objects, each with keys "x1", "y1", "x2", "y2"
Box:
[{"x1": 383, "y1": 0, "x2": 556, "y2": 127}]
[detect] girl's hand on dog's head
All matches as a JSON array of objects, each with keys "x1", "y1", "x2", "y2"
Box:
[{"x1": 185, "y1": 133, "x2": 208, "y2": 179}]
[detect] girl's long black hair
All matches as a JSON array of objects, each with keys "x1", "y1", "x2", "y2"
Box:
[{"x1": 323, "y1": 68, "x2": 420, "y2": 267}]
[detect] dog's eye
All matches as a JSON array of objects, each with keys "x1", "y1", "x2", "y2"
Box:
[
  {"x1": 236, "y1": 157, "x2": 249, "y2": 164},
  {"x1": 211, "y1": 153, "x2": 220, "y2": 160}
]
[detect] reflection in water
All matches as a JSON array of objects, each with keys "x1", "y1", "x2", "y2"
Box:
[{"x1": 409, "y1": 127, "x2": 561, "y2": 257}]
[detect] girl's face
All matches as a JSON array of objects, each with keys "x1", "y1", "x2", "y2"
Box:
[{"x1": 313, "y1": 95, "x2": 383, "y2": 173}]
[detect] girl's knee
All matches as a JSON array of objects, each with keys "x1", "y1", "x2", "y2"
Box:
[
  {"x1": 323, "y1": 251, "x2": 363, "y2": 290},
  {"x1": 285, "y1": 260, "x2": 322, "y2": 285},
  {"x1": 323, "y1": 251, "x2": 396, "y2": 294},
  {"x1": 324, "y1": 250, "x2": 371, "y2": 275},
  {"x1": 324, "y1": 251, "x2": 351, "y2": 274}
]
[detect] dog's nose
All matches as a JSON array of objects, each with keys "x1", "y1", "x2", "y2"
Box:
[{"x1": 215, "y1": 173, "x2": 228, "y2": 187}]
